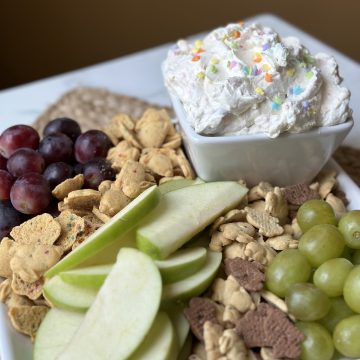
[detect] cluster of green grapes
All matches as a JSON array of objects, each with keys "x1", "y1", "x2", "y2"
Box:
[{"x1": 265, "y1": 199, "x2": 360, "y2": 360}]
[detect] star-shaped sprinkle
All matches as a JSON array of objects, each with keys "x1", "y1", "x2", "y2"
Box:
[
  {"x1": 265, "y1": 73, "x2": 273, "y2": 82},
  {"x1": 192, "y1": 55, "x2": 201, "y2": 62},
  {"x1": 290, "y1": 85, "x2": 304, "y2": 96},
  {"x1": 254, "y1": 52, "x2": 262, "y2": 63},
  {"x1": 305, "y1": 71, "x2": 314, "y2": 79},
  {"x1": 286, "y1": 68, "x2": 296, "y2": 77},
  {"x1": 262, "y1": 43, "x2": 271, "y2": 51}
]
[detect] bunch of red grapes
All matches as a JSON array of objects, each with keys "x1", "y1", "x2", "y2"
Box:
[{"x1": 0, "y1": 118, "x2": 115, "y2": 238}]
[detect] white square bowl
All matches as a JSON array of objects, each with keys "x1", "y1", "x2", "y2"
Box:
[{"x1": 170, "y1": 94, "x2": 354, "y2": 186}]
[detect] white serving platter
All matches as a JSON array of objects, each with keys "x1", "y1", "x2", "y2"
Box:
[{"x1": 0, "y1": 159, "x2": 358, "y2": 360}]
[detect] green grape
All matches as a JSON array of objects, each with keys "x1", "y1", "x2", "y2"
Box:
[
  {"x1": 286, "y1": 283, "x2": 331, "y2": 321},
  {"x1": 343, "y1": 265, "x2": 360, "y2": 313},
  {"x1": 265, "y1": 249, "x2": 312, "y2": 298},
  {"x1": 333, "y1": 315, "x2": 360, "y2": 358},
  {"x1": 299, "y1": 224, "x2": 345, "y2": 267},
  {"x1": 320, "y1": 297, "x2": 355, "y2": 333},
  {"x1": 313, "y1": 258, "x2": 353, "y2": 297},
  {"x1": 297, "y1": 322, "x2": 334, "y2": 360},
  {"x1": 352, "y1": 249, "x2": 360, "y2": 265},
  {"x1": 341, "y1": 245, "x2": 354, "y2": 261},
  {"x1": 297, "y1": 199, "x2": 337, "y2": 233},
  {"x1": 338, "y1": 210, "x2": 360, "y2": 249}
]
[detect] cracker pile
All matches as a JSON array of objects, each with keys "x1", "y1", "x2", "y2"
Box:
[
  {"x1": 186, "y1": 170, "x2": 347, "y2": 360},
  {"x1": 0, "y1": 212, "x2": 85, "y2": 340},
  {"x1": 0, "y1": 108, "x2": 194, "y2": 340}
]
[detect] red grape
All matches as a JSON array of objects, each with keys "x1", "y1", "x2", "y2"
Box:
[
  {"x1": 38, "y1": 133, "x2": 74, "y2": 164},
  {"x1": 0, "y1": 200, "x2": 25, "y2": 238},
  {"x1": 10, "y1": 173, "x2": 51, "y2": 214},
  {"x1": 43, "y1": 199, "x2": 61, "y2": 217},
  {"x1": 43, "y1": 162, "x2": 73, "y2": 189},
  {"x1": 7, "y1": 148, "x2": 45, "y2": 177},
  {"x1": 83, "y1": 158, "x2": 115, "y2": 189},
  {"x1": 0, "y1": 125, "x2": 40, "y2": 158},
  {"x1": 0, "y1": 170, "x2": 15, "y2": 200},
  {"x1": 0, "y1": 154, "x2": 7, "y2": 170},
  {"x1": 74, "y1": 130, "x2": 112, "y2": 164},
  {"x1": 43, "y1": 117, "x2": 81, "y2": 142},
  {"x1": 73, "y1": 162, "x2": 84, "y2": 175}
]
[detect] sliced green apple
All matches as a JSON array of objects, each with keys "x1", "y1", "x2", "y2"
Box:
[
  {"x1": 43, "y1": 275, "x2": 97, "y2": 312},
  {"x1": 46, "y1": 185, "x2": 160, "y2": 278},
  {"x1": 177, "y1": 334, "x2": 192, "y2": 360},
  {"x1": 58, "y1": 248, "x2": 162, "y2": 360},
  {"x1": 128, "y1": 312, "x2": 178, "y2": 360},
  {"x1": 163, "y1": 303, "x2": 190, "y2": 349},
  {"x1": 60, "y1": 247, "x2": 208, "y2": 289},
  {"x1": 162, "y1": 251, "x2": 222, "y2": 302},
  {"x1": 74, "y1": 230, "x2": 136, "y2": 268},
  {"x1": 34, "y1": 308, "x2": 84, "y2": 360},
  {"x1": 155, "y1": 247, "x2": 207, "y2": 284},
  {"x1": 137, "y1": 182, "x2": 247, "y2": 259},
  {"x1": 183, "y1": 229, "x2": 211, "y2": 249},
  {"x1": 159, "y1": 178, "x2": 204, "y2": 195},
  {"x1": 59, "y1": 264, "x2": 112, "y2": 288}
]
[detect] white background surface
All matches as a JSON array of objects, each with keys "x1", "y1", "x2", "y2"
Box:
[
  {"x1": 0, "y1": 13, "x2": 359, "y2": 360},
  {"x1": 0, "y1": 13, "x2": 359, "y2": 148}
]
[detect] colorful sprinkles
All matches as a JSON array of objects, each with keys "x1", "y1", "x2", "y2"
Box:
[
  {"x1": 272, "y1": 95, "x2": 283, "y2": 110},
  {"x1": 286, "y1": 68, "x2": 296, "y2": 77},
  {"x1": 192, "y1": 55, "x2": 201, "y2": 62},
  {"x1": 253, "y1": 52, "x2": 262, "y2": 63},
  {"x1": 210, "y1": 64, "x2": 218, "y2": 74},
  {"x1": 255, "y1": 87, "x2": 265, "y2": 95},
  {"x1": 265, "y1": 73, "x2": 273, "y2": 83},
  {"x1": 230, "y1": 30, "x2": 241, "y2": 39},
  {"x1": 184, "y1": 25, "x2": 322, "y2": 119},
  {"x1": 262, "y1": 43, "x2": 271, "y2": 51},
  {"x1": 228, "y1": 60, "x2": 238, "y2": 69},
  {"x1": 305, "y1": 70, "x2": 314, "y2": 79},
  {"x1": 290, "y1": 85, "x2": 304, "y2": 96}
]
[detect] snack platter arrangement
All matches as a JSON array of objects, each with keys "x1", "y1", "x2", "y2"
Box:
[{"x1": 0, "y1": 14, "x2": 360, "y2": 360}]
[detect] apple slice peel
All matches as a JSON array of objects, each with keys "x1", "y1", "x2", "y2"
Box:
[{"x1": 162, "y1": 250, "x2": 222, "y2": 302}]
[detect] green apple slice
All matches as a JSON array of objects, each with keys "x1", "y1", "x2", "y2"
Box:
[
  {"x1": 128, "y1": 312, "x2": 178, "y2": 360},
  {"x1": 59, "y1": 265, "x2": 112, "y2": 288},
  {"x1": 60, "y1": 247, "x2": 207, "y2": 289},
  {"x1": 137, "y1": 182, "x2": 247, "y2": 259},
  {"x1": 155, "y1": 247, "x2": 207, "y2": 284},
  {"x1": 163, "y1": 304, "x2": 190, "y2": 349},
  {"x1": 177, "y1": 334, "x2": 192, "y2": 360},
  {"x1": 58, "y1": 248, "x2": 162, "y2": 360},
  {"x1": 183, "y1": 229, "x2": 211, "y2": 249},
  {"x1": 46, "y1": 185, "x2": 160, "y2": 278},
  {"x1": 162, "y1": 251, "x2": 222, "y2": 302},
  {"x1": 159, "y1": 178, "x2": 204, "y2": 195},
  {"x1": 74, "y1": 230, "x2": 136, "y2": 268},
  {"x1": 34, "y1": 308, "x2": 84, "y2": 360},
  {"x1": 43, "y1": 275, "x2": 97, "y2": 312}
]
